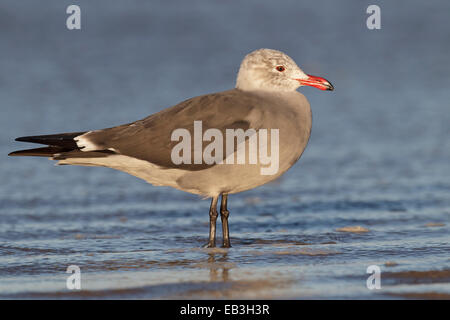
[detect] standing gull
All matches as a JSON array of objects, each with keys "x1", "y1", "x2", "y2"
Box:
[{"x1": 9, "y1": 49, "x2": 333, "y2": 248}]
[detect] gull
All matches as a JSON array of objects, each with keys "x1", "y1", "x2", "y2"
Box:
[{"x1": 9, "y1": 49, "x2": 333, "y2": 248}]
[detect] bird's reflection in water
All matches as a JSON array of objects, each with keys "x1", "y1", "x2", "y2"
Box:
[{"x1": 207, "y1": 250, "x2": 230, "y2": 282}]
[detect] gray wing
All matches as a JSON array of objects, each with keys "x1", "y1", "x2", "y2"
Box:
[{"x1": 79, "y1": 89, "x2": 268, "y2": 170}]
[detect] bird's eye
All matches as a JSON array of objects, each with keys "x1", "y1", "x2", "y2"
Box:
[{"x1": 275, "y1": 66, "x2": 285, "y2": 72}]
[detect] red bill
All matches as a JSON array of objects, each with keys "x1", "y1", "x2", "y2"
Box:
[{"x1": 296, "y1": 74, "x2": 334, "y2": 91}]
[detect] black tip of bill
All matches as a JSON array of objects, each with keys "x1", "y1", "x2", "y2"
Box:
[{"x1": 326, "y1": 81, "x2": 334, "y2": 91}]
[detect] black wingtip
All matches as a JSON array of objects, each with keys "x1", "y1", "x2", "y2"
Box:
[
  {"x1": 8, "y1": 150, "x2": 31, "y2": 157},
  {"x1": 13, "y1": 132, "x2": 86, "y2": 148},
  {"x1": 15, "y1": 135, "x2": 48, "y2": 143},
  {"x1": 8, "y1": 149, "x2": 36, "y2": 157},
  {"x1": 15, "y1": 136, "x2": 42, "y2": 143},
  {"x1": 8, "y1": 146, "x2": 72, "y2": 157}
]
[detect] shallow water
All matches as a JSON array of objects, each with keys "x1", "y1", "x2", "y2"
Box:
[{"x1": 0, "y1": 1, "x2": 449, "y2": 299}]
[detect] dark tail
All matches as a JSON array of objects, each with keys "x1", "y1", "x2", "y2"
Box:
[{"x1": 8, "y1": 131, "x2": 86, "y2": 157}]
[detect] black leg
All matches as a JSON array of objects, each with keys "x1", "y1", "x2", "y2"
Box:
[
  {"x1": 204, "y1": 196, "x2": 219, "y2": 248},
  {"x1": 220, "y1": 193, "x2": 231, "y2": 248}
]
